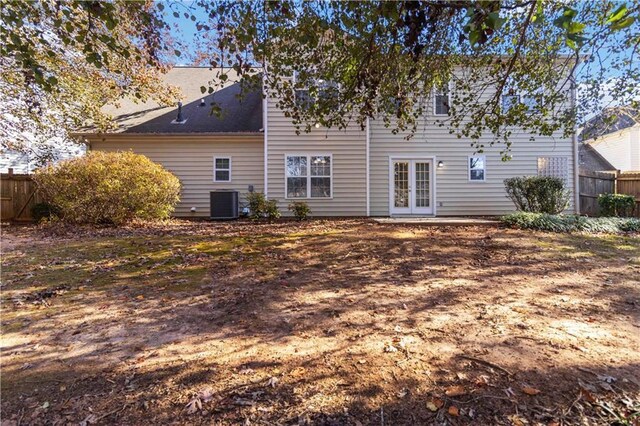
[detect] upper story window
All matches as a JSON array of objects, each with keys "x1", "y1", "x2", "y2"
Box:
[
  {"x1": 213, "y1": 157, "x2": 231, "y2": 182},
  {"x1": 501, "y1": 83, "x2": 540, "y2": 113},
  {"x1": 433, "y1": 82, "x2": 451, "y2": 116},
  {"x1": 286, "y1": 154, "x2": 332, "y2": 198},
  {"x1": 468, "y1": 155, "x2": 486, "y2": 181},
  {"x1": 294, "y1": 71, "x2": 340, "y2": 109}
]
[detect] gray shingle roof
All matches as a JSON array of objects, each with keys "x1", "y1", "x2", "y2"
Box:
[{"x1": 97, "y1": 67, "x2": 263, "y2": 134}]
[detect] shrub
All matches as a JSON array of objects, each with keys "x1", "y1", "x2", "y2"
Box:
[
  {"x1": 33, "y1": 151, "x2": 181, "y2": 225},
  {"x1": 504, "y1": 176, "x2": 570, "y2": 214},
  {"x1": 598, "y1": 193, "x2": 636, "y2": 217},
  {"x1": 30, "y1": 202, "x2": 61, "y2": 222},
  {"x1": 288, "y1": 201, "x2": 311, "y2": 220},
  {"x1": 246, "y1": 192, "x2": 280, "y2": 220},
  {"x1": 501, "y1": 212, "x2": 640, "y2": 233},
  {"x1": 265, "y1": 199, "x2": 281, "y2": 220}
]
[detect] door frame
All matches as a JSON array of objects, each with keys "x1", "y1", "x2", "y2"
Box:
[{"x1": 388, "y1": 155, "x2": 437, "y2": 216}]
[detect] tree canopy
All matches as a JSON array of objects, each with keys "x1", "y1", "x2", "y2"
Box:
[{"x1": 1, "y1": 0, "x2": 639, "y2": 161}]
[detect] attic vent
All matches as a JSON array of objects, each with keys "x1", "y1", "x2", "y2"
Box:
[
  {"x1": 171, "y1": 102, "x2": 187, "y2": 124},
  {"x1": 200, "y1": 99, "x2": 206, "y2": 107}
]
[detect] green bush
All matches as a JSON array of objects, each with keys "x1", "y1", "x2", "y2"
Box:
[
  {"x1": 288, "y1": 201, "x2": 311, "y2": 220},
  {"x1": 504, "y1": 176, "x2": 570, "y2": 214},
  {"x1": 501, "y1": 212, "x2": 640, "y2": 233},
  {"x1": 246, "y1": 192, "x2": 280, "y2": 220},
  {"x1": 30, "y1": 202, "x2": 61, "y2": 222},
  {"x1": 598, "y1": 193, "x2": 636, "y2": 217},
  {"x1": 33, "y1": 151, "x2": 181, "y2": 225}
]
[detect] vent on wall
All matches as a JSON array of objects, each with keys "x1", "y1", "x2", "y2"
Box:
[{"x1": 210, "y1": 190, "x2": 239, "y2": 219}]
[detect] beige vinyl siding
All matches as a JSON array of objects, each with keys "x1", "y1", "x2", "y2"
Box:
[
  {"x1": 266, "y1": 97, "x2": 367, "y2": 216},
  {"x1": 89, "y1": 134, "x2": 264, "y2": 217},
  {"x1": 370, "y1": 122, "x2": 576, "y2": 216}
]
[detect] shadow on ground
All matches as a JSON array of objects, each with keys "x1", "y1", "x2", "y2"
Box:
[{"x1": 1, "y1": 219, "x2": 639, "y2": 425}]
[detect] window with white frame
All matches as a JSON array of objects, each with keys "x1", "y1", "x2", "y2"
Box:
[
  {"x1": 501, "y1": 78, "x2": 540, "y2": 112},
  {"x1": 433, "y1": 82, "x2": 451, "y2": 115},
  {"x1": 213, "y1": 157, "x2": 231, "y2": 182},
  {"x1": 286, "y1": 154, "x2": 332, "y2": 198},
  {"x1": 537, "y1": 156, "x2": 568, "y2": 183},
  {"x1": 468, "y1": 155, "x2": 486, "y2": 181},
  {"x1": 293, "y1": 71, "x2": 339, "y2": 109}
]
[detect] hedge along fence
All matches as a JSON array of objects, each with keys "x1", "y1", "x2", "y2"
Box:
[
  {"x1": 579, "y1": 170, "x2": 640, "y2": 217},
  {"x1": 33, "y1": 151, "x2": 181, "y2": 225}
]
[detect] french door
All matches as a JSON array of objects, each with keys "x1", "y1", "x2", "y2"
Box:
[{"x1": 390, "y1": 159, "x2": 434, "y2": 215}]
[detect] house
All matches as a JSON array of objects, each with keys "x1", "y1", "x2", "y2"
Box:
[
  {"x1": 580, "y1": 107, "x2": 640, "y2": 172},
  {"x1": 578, "y1": 142, "x2": 616, "y2": 174},
  {"x1": 75, "y1": 66, "x2": 579, "y2": 217}
]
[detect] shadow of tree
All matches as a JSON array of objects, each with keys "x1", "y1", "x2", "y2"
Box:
[{"x1": 1, "y1": 220, "x2": 638, "y2": 424}]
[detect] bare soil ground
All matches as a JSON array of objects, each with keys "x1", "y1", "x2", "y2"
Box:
[{"x1": 1, "y1": 219, "x2": 639, "y2": 425}]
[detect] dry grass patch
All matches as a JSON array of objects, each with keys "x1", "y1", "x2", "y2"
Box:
[{"x1": 1, "y1": 219, "x2": 639, "y2": 425}]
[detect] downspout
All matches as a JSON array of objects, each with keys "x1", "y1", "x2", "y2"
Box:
[
  {"x1": 571, "y1": 73, "x2": 580, "y2": 214},
  {"x1": 263, "y1": 73, "x2": 268, "y2": 197},
  {"x1": 366, "y1": 117, "x2": 370, "y2": 216}
]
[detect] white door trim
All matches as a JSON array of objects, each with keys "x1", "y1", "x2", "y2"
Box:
[{"x1": 388, "y1": 156, "x2": 437, "y2": 216}]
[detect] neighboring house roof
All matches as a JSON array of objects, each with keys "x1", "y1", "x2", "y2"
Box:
[
  {"x1": 578, "y1": 142, "x2": 616, "y2": 173},
  {"x1": 579, "y1": 106, "x2": 639, "y2": 141},
  {"x1": 84, "y1": 67, "x2": 263, "y2": 134}
]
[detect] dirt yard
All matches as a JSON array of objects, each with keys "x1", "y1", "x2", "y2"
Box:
[{"x1": 1, "y1": 219, "x2": 639, "y2": 425}]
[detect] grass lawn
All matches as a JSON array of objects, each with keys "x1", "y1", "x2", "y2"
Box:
[{"x1": 1, "y1": 219, "x2": 639, "y2": 425}]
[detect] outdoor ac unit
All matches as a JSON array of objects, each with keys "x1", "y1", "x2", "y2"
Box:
[{"x1": 210, "y1": 190, "x2": 239, "y2": 219}]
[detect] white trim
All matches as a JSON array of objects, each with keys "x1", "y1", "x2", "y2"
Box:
[
  {"x1": 284, "y1": 153, "x2": 333, "y2": 200},
  {"x1": 388, "y1": 155, "x2": 436, "y2": 216},
  {"x1": 263, "y1": 73, "x2": 268, "y2": 196},
  {"x1": 365, "y1": 117, "x2": 370, "y2": 216},
  {"x1": 432, "y1": 80, "x2": 452, "y2": 116},
  {"x1": 467, "y1": 154, "x2": 487, "y2": 182},
  {"x1": 213, "y1": 156, "x2": 232, "y2": 182}
]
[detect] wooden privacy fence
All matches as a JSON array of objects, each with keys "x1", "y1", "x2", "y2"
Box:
[
  {"x1": 1, "y1": 169, "x2": 42, "y2": 222},
  {"x1": 579, "y1": 170, "x2": 640, "y2": 217}
]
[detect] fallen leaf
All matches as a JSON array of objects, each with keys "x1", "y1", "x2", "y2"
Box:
[
  {"x1": 508, "y1": 414, "x2": 529, "y2": 426},
  {"x1": 580, "y1": 387, "x2": 598, "y2": 403},
  {"x1": 448, "y1": 405, "x2": 459, "y2": 416},
  {"x1": 522, "y1": 386, "x2": 541, "y2": 395},
  {"x1": 266, "y1": 377, "x2": 279, "y2": 388},
  {"x1": 397, "y1": 388, "x2": 408, "y2": 398},
  {"x1": 426, "y1": 397, "x2": 444, "y2": 411},
  {"x1": 384, "y1": 343, "x2": 398, "y2": 353},
  {"x1": 136, "y1": 295, "x2": 144, "y2": 300},
  {"x1": 197, "y1": 388, "x2": 214, "y2": 402},
  {"x1": 445, "y1": 385, "x2": 466, "y2": 397},
  {"x1": 185, "y1": 397, "x2": 202, "y2": 414}
]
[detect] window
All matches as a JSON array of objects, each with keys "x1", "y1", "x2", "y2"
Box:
[
  {"x1": 468, "y1": 155, "x2": 486, "y2": 181},
  {"x1": 213, "y1": 157, "x2": 231, "y2": 182},
  {"x1": 501, "y1": 90, "x2": 520, "y2": 112},
  {"x1": 294, "y1": 72, "x2": 340, "y2": 110},
  {"x1": 538, "y1": 156, "x2": 568, "y2": 183},
  {"x1": 502, "y1": 88, "x2": 541, "y2": 113},
  {"x1": 433, "y1": 82, "x2": 450, "y2": 116},
  {"x1": 286, "y1": 154, "x2": 332, "y2": 198}
]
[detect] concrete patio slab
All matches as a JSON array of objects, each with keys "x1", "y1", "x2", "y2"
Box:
[{"x1": 373, "y1": 217, "x2": 500, "y2": 226}]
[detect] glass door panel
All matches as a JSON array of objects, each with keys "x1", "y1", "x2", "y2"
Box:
[{"x1": 393, "y1": 161, "x2": 410, "y2": 209}]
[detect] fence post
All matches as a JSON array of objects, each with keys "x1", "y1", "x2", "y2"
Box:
[
  {"x1": 8, "y1": 168, "x2": 13, "y2": 177},
  {"x1": 614, "y1": 170, "x2": 619, "y2": 194}
]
